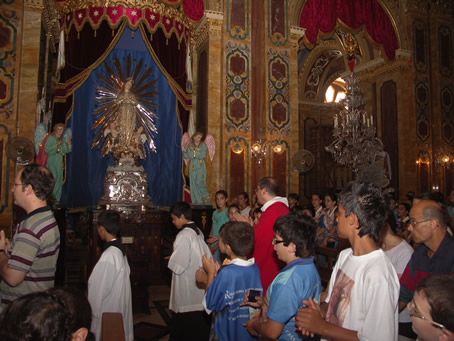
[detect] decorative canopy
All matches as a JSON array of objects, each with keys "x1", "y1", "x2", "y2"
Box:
[
  {"x1": 57, "y1": 1, "x2": 191, "y2": 44},
  {"x1": 300, "y1": 0, "x2": 399, "y2": 60},
  {"x1": 56, "y1": 0, "x2": 205, "y2": 27}
]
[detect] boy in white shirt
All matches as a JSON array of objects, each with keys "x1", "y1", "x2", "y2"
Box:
[
  {"x1": 88, "y1": 210, "x2": 133, "y2": 341},
  {"x1": 168, "y1": 201, "x2": 212, "y2": 341},
  {"x1": 296, "y1": 182, "x2": 400, "y2": 341}
]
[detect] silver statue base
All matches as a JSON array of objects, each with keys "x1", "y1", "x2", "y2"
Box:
[{"x1": 98, "y1": 159, "x2": 153, "y2": 215}]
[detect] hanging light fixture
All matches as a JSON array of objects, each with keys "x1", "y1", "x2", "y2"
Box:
[{"x1": 251, "y1": 129, "x2": 284, "y2": 164}]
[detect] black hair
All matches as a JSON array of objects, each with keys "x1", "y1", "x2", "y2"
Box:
[
  {"x1": 215, "y1": 190, "x2": 228, "y2": 199},
  {"x1": 219, "y1": 221, "x2": 254, "y2": 257},
  {"x1": 0, "y1": 287, "x2": 94, "y2": 341},
  {"x1": 416, "y1": 274, "x2": 454, "y2": 332},
  {"x1": 258, "y1": 177, "x2": 279, "y2": 196},
  {"x1": 20, "y1": 164, "x2": 55, "y2": 200},
  {"x1": 399, "y1": 202, "x2": 411, "y2": 213},
  {"x1": 170, "y1": 201, "x2": 192, "y2": 220},
  {"x1": 228, "y1": 204, "x2": 240, "y2": 212},
  {"x1": 273, "y1": 212, "x2": 316, "y2": 258},
  {"x1": 338, "y1": 182, "x2": 387, "y2": 244},
  {"x1": 253, "y1": 207, "x2": 262, "y2": 217},
  {"x1": 414, "y1": 192, "x2": 438, "y2": 201},
  {"x1": 386, "y1": 209, "x2": 399, "y2": 235},
  {"x1": 324, "y1": 192, "x2": 337, "y2": 203},
  {"x1": 288, "y1": 193, "x2": 300, "y2": 201},
  {"x1": 291, "y1": 205, "x2": 304, "y2": 214},
  {"x1": 238, "y1": 192, "x2": 250, "y2": 205},
  {"x1": 98, "y1": 210, "x2": 121, "y2": 236},
  {"x1": 312, "y1": 193, "x2": 322, "y2": 200}
]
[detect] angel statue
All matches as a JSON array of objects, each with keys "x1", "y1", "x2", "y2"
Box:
[
  {"x1": 34, "y1": 122, "x2": 72, "y2": 202},
  {"x1": 182, "y1": 132, "x2": 215, "y2": 205},
  {"x1": 91, "y1": 55, "x2": 159, "y2": 163}
]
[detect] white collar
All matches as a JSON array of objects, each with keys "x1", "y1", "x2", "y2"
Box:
[
  {"x1": 229, "y1": 257, "x2": 255, "y2": 267},
  {"x1": 261, "y1": 196, "x2": 289, "y2": 212}
]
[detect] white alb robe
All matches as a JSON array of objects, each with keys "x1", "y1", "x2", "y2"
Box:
[{"x1": 88, "y1": 245, "x2": 134, "y2": 341}]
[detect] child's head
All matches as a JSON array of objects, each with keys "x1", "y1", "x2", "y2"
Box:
[
  {"x1": 273, "y1": 212, "x2": 316, "y2": 258},
  {"x1": 338, "y1": 182, "x2": 387, "y2": 244},
  {"x1": 237, "y1": 192, "x2": 250, "y2": 207},
  {"x1": 97, "y1": 210, "x2": 121, "y2": 238},
  {"x1": 288, "y1": 193, "x2": 300, "y2": 208},
  {"x1": 311, "y1": 193, "x2": 323, "y2": 209},
  {"x1": 253, "y1": 207, "x2": 262, "y2": 225},
  {"x1": 227, "y1": 204, "x2": 240, "y2": 219},
  {"x1": 215, "y1": 190, "x2": 228, "y2": 209},
  {"x1": 219, "y1": 221, "x2": 254, "y2": 258},
  {"x1": 170, "y1": 201, "x2": 192, "y2": 229}
]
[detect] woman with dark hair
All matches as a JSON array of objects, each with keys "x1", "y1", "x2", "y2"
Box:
[
  {"x1": 237, "y1": 191, "x2": 251, "y2": 216},
  {"x1": 0, "y1": 287, "x2": 94, "y2": 341},
  {"x1": 380, "y1": 212, "x2": 415, "y2": 339},
  {"x1": 319, "y1": 192, "x2": 338, "y2": 233}
]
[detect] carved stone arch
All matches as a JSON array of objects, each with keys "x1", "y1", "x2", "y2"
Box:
[
  {"x1": 288, "y1": 0, "x2": 305, "y2": 27},
  {"x1": 298, "y1": 40, "x2": 345, "y2": 102},
  {"x1": 377, "y1": 0, "x2": 410, "y2": 50}
]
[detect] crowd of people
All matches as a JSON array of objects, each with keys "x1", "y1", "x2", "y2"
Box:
[
  {"x1": 167, "y1": 178, "x2": 454, "y2": 341},
  {"x1": 1, "y1": 164, "x2": 453, "y2": 341}
]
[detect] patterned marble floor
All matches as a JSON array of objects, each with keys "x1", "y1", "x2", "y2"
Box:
[{"x1": 133, "y1": 285, "x2": 171, "y2": 341}]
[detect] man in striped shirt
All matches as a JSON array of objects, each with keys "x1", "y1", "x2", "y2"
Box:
[{"x1": 0, "y1": 164, "x2": 60, "y2": 311}]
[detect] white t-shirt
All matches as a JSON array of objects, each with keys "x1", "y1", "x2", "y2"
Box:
[
  {"x1": 325, "y1": 248, "x2": 399, "y2": 341},
  {"x1": 168, "y1": 225, "x2": 212, "y2": 313},
  {"x1": 384, "y1": 240, "x2": 414, "y2": 323},
  {"x1": 240, "y1": 206, "x2": 251, "y2": 216}
]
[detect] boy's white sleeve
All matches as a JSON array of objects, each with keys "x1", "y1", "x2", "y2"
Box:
[
  {"x1": 168, "y1": 233, "x2": 191, "y2": 275},
  {"x1": 87, "y1": 259, "x2": 116, "y2": 339}
]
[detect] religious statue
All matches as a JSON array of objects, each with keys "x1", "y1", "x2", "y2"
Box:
[
  {"x1": 34, "y1": 123, "x2": 72, "y2": 202},
  {"x1": 182, "y1": 132, "x2": 215, "y2": 205},
  {"x1": 91, "y1": 55, "x2": 159, "y2": 163},
  {"x1": 90, "y1": 55, "x2": 159, "y2": 211}
]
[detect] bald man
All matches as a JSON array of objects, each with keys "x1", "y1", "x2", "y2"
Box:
[{"x1": 399, "y1": 200, "x2": 454, "y2": 336}]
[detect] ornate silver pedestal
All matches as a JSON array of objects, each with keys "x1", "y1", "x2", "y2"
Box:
[{"x1": 98, "y1": 159, "x2": 153, "y2": 215}]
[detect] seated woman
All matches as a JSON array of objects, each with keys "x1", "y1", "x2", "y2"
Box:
[
  {"x1": 0, "y1": 287, "x2": 94, "y2": 341},
  {"x1": 319, "y1": 193, "x2": 339, "y2": 248}
]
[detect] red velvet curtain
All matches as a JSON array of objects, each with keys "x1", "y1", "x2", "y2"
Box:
[
  {"x1": 54, "y1": 20, "x2": 126, "y2": 125},
  {"x1": 182, "y1": 0, "x2": 204, "y2": 21},
  {"x1": 300, "y1": 0, "x2": 398, "y2": 60}
]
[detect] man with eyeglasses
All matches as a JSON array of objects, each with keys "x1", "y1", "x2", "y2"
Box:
[
  {"x1": 0, "y1": 165, "x2": 60, "y2": 311},
  {"x1": 409, "y1": 274, "x2": 454, "y2": 341},
  {"x1": 399, "y1": 200, "x2": 454, "y2": 339}
]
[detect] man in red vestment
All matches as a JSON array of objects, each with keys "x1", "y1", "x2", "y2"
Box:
[{"x1": 234, "y1": 177, "x2": 289, "y2": 293}]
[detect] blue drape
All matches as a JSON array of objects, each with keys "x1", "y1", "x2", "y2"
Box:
[{"x1": 61, "y1": 27, "x2": 183, "y2": 208}]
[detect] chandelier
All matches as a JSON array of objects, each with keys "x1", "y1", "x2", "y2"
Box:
[
  {"x1": 434, "y1": 149, "x2": 454, "y2": 169},
  {"x1": 251, "y1": 133, "x2": 284, "y2": 164},
  {"x1": 325, "y1": 72, "x2": 384, "y2": 175}
]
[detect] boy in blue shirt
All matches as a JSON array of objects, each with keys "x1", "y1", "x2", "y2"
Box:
[
  {"x1": 197, "y1": 221, "x2": 262, "y2": 341},
  {"x1": 244, "y1": 213, "x2": 321, "y2": 340}
]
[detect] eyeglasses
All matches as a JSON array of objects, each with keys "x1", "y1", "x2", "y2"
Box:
[
  {"x1": 272, "y1": 238, "x2": 285, "y2": 246},
  {"x1": 12, "y1": 183, "x2": 26, "y2": 189},
  {"x1": 407, "y1": 298, "x2": 446, "y2": 329},
  {"x1": 409, "y1": 218, "x2": 430, "y2": 227}
]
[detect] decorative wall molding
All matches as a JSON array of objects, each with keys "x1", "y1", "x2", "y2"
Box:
[
  {"x1": 25, "y1": 0, "x2": 44, "y2": 9},
  {"x1": 354, "y1": 51, "x2": 411, "y2": 81},
  {"x1": 0, "y1": 7, "x2": 18, "y2": 119},
  {"x1": 289, "y1": 26, "x2": 305, "y2": 49},
  {"x1": 225, "y1": 41, "x2": 250, "y2": 131}
]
